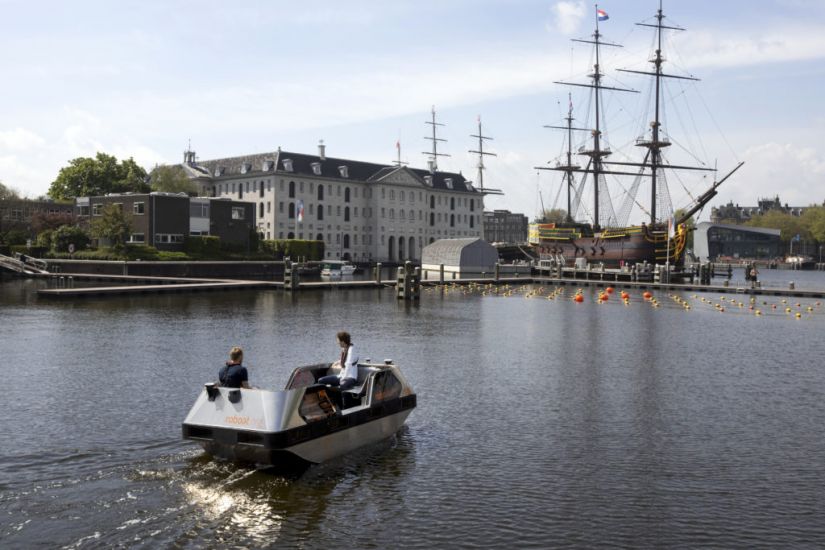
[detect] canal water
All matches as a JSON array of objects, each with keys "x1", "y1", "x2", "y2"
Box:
[{"x1": 1, "y1": 277, "x2": 825, "y2": 548}]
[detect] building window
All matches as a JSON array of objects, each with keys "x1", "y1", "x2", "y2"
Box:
[
  {"x1": 450, "y1": 197, "x2": 455, "y2": 210},
  {"x1": 128, "y1": 233, "x2": 145, "y2": 243},
  {"x1": 470, "y1": 199, "x2": 475, "y2": 212},
  {"x1": 354, "y1": 207, "x2": 358, "y2": 218},
  {"x1": 470, "y1": 216, "x2": 474, "y2": 228},
  {"x1": 381, "y1": 208, "x2": 385, "y2": 218},
  {"x1": 343, "y1": 234, "x2": 350, "y2": 248},
  {"x1": 450, "y1": 214, "x2": 455, "y2": 227},
  {"x1": 390, "y1": 190, "x2": 395, "y2": 200},
  {"x1": 300, "y1": 181, "x2": 305, "y2": 193},
  {"x1": 231, "y1": 207, "x2": 245, "y2": 220},
  {"x1": 430, "y1": 196, "x2": 435, "y2": 209},
  {"x1": 289, "y1": 181, "x2": 295, "y2": 198},
  {"x1": 430, "y1": 212, "x2": 435, "y2": 226},
  {"x1": 92, "y1": 204, "x2": 103, "y2": 216},
  {"x1": 318, "y1": 205, "x2": 324, "y2": 220},
  {"x1": 318, "y1": 185, "x2": 324, "y2": 200},
  {"x1": 133, "y1": 202, "x2": 145, "y2": 215},
  {"x1": 239, "y1": 186, "x2": 243, "y2": 199},
  {"x1": 259, "y1": 203, "x2": 264, "y2": 218},
  {"x1": 345, "y1": 187, "x2": 351, "y2": 203},
  {"x1": 344, "y1": 206, "x2": 350, "y2": 222},
  {"x1": 289, "y1": 202, "x2": 295, "y2": 219},
  {"x1": 337, "y1": 205, "x2": 341, "y2": 216},
  {"x1": 267, "y1": 202, "x2": 271, "y2": 213}
]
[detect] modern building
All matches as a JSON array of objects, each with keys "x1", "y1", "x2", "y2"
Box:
[
  {"x1": 421, "y1": 237, "x2": 498, "y2": 274},
  {"x1": 172, "y1": 143, "x2": 488, "y2": 263},
  {"x1": 711, "y1": 196, "x2": 816, "y2": 224},
  {"x1": 76, "y1": 193, "x2": 254, "y2": 251},
  {"x1": 0, "y1": 198, "x2": 75, "y2": 236},
  {"x1": 693, "y1": 222, "x2": 783, "y2": 261},
  {"x1": 482, "y1": 209, "x2": 528, "y2": 243}
]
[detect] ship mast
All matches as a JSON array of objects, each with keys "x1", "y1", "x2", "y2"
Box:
[
  {"x1": 538, "y1": 93, "x2": 586, "y2": 223},
  {"x1": 422, "y1": 105, "x2": 450, "y2": 172},
  {"x1": 548, "y1": 5, "x2": 637, "y2": 231},
  {"x1": 469, "y1": 115, "x2": 496, "y2": 193}
]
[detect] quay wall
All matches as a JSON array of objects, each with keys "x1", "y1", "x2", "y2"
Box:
[{"x1": 44, "y1": 259, "x2": 287, "y2": 280}]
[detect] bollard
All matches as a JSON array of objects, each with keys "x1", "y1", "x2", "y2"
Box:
[
  {"x1": 68, "y1": 276, "x2": 74, "y2": 288},
  {"x1": 439, "y1": 264, "x2": 444, "y2": 284},
  {"x1": 375, "y1": 262, "x2": 382, "y2": 284},
  {"x1": 396, "y1": 266, "x2": 405, "y2": 299},
  {"x1": 412, "y1": 267, "x2": 421, "y2": 300},
  {"x1": 494, "y1": 262, "x2": 500, "y2": 281},
  {"x1": 789, "y1": 281, "x2": 795, "y2": 290}
]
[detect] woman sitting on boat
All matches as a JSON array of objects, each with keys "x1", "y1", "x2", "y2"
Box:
[{"x1": 317, "y1": 331, "x2": 359, "y2": 390}]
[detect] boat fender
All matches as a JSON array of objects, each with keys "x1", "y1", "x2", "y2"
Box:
[{"x1": 228, "y1": 389, "x2": 242, "y2": 403}]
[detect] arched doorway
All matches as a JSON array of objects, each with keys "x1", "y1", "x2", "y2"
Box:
[
  {"x1": 398, "y1": 237, "x2": 405, "y2": 261},
  {"x1": 388, "y1": 236, "x2": 395, "y2": 261},
  {"x1": 408, "y1": 237, "x2": 416, "y2": 260}
]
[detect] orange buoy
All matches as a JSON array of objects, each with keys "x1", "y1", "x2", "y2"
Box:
[
  {"x1": 599, "y1": 293, "x2": 609, "y2": 301},
  {"x1": 620, "y1": 291, "x2": 630, "y2": 300},
  {"x1": 643, "y1": 291, "x2": 653, "y2": 300},
  {"x1": 606, "y1": 287, "x2": 615, "y2": 294},
  {"x1": 574, "y1": 294, "x2": 584, "y2": 303}
]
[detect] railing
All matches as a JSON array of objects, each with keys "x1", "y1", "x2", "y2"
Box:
[{"x1": 0, "y1": 253, "x2": 50, "y2": 274}]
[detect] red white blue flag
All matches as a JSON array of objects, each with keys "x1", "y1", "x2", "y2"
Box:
[
  {"x1": 597, "y1": 9, "x2": 609, "y2": 21},
  {"x1": 297, "y1": 200, "x2": 304, "y2": 222}
]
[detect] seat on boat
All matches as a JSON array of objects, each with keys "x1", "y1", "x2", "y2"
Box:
[{"x1": 341, "y1": 365, "x2": 376, "y2": 408}]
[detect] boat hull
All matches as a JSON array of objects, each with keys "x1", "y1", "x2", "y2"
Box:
[
  {"x1": 534, "y1": 225, "x2": 687, "y2": 268},
  {"x1": 184, "y1": 397, "x2": 415, "y2": 466}
]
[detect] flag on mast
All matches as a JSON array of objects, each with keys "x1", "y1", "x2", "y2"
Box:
[
  {"x1": 297, "y1": 200, "x2": 304, "y2": 223},
  {"x1": 667, "y1": 217, "x2": 675, "y2": 239},
  {"x1": 597, "y1": 9, "x2": 609, "y2": 21}
]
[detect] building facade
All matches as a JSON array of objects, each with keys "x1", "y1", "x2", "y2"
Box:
[
  {"x1": 173, "y1": 144, "x2": 486, "y2": 262},
  {"x1": 711, "y1": 196, "x2": 816, "y2": 224},
  {"x1": 76, "y1": 193, "x2": 254, "y2": 251},
  {"x1": 693, "y1": 222, "x2": 783, "y2": 261},
  {"x1": 482, "y1": 209, "x2": 528, "y2": 243},
  {"x1": 0, "y1": 198, "x2": 75, "y2": 237}
]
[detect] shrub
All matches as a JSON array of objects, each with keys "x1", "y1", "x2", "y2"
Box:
[
  {"x1": 157, "y1": 251, "x2": 189, "y2": 261},
  {"x1": 35, "y1": 230, "x2": 54, "y2": 250},
  {"x1": 53, "y1": 225, "x2": 91, "y2": 253},
  {"x1": 184, "y1": 236, "x2": 221, "y2": 256},
  {"x1": 261, "y1": 239, "x2": 324, "y2": 261}
]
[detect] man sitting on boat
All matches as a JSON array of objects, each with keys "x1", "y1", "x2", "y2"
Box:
[
  {"x1": 218, "y1": 346, "x2": 251, "y2": 389},
  {"x1": 317, "y1": 331, "x2": 359, "y2": 391}
]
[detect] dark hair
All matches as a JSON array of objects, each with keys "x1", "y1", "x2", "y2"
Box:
[{"x1": 336, "y1": 331, "x2": 351, "y2": 346}]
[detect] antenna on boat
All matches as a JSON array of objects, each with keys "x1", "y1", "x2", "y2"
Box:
[
  {"x1": 468, "y1": 115, "x2": 496, "y2": 193},
  {"x1": 422, "y1": 105, "x2": 450, "y2": 172}
]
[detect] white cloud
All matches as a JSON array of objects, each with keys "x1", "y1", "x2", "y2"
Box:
[
  {"x1": 724, "y1": 142, "x2": 825, "y2": 206},
  {"x1": 0, "y1": 128, "x2": 46, "y2": 151},
  {"x1": 550, "y1": 1, "x2": 586, "y2": 35}
]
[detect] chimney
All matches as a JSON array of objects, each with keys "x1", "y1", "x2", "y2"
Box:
[
  {"x1": 318, "y1": 140, "x2": 326, "y2": 161},
  {"x1": 427, "y1": 159, "x2": 435, "y2": 173}
]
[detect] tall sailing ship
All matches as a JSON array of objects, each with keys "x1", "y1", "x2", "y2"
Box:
[{"x1": 530, "y1": 1, "x2": 743, "y2": 268}]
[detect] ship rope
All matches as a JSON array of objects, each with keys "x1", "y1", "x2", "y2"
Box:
[
  {"x1": 598, "y1": 173, "x2": 618, "y2": 228},
  {"x1": 655, "y1": 168, "x2": 674, "y2": 224},
  {"x1": 570, "y1": 158, "x2": 591, "y2": 221}
]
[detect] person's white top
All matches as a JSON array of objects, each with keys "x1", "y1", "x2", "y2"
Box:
[{"x1": 340, "y1": 345, "x2": 359, "y2": 381}]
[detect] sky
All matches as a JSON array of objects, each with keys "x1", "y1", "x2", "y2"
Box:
[{"x1": 1, "y1": 0, "x2": 824, "y2": 223}]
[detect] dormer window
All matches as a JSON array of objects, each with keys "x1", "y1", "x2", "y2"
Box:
[
  {"x1": 283, "y1": 159, "x2": 293, "y2": 172},
  {"x1": 338, "y1": 166, "x2": 349, "y2": 178},
  {"x1": 263, "y1": 160, "x2": 273, "y2": 171},
  {"x1": 215, "y1": 166, "x2": 225, "y2": 177},
  {"x1": 445, "y1": 178, "x2": 453, "y2": 189},
  {"x1": 311, "y1": 162, "x2": 322, "y2": 176},
  {"x1": 424, "y1": 175, "x2": 433, "y2": 186},
  {"x1": 240, "y1": 162, "x2": 251, "y2": 174}
]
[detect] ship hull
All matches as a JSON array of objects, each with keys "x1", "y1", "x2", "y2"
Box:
[{"x1": 534, "y1": 224, "x2": 686, "y2": 268}]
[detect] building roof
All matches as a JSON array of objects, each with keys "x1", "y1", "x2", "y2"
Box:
[{"x1": 180, "y1": 149, "x2": 478, "y2": 194}]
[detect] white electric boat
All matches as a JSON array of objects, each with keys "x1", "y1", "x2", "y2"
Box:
[
  {"x1": 320, "y1": 260, "x2": 357, "y2": 278},
  {"x1": 182, "y1": 361, "x2": 416, "y2": 466}
]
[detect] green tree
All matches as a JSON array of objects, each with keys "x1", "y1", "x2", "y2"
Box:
[
  {"x1": 537, "y1": 208, "x2": 568, "y2": 224},
  {"x1": 91, "y1": 204, "x2": 132, "y2": 251},
  {"x1": 801, "y1": 206, "x2": 825, "y2": 244},
  {"x1": 149, "y1": 165, "x2": 198, "y2": 195},
  {"x1": 48, "y1": 153, "x2": 149, "y2": 200},
  {"x1": 746, "y1": 210, "x2": 809, "y2": 242},
  {"x1": 0, "y1": 180, "x2": 21, "y2": 200}
]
